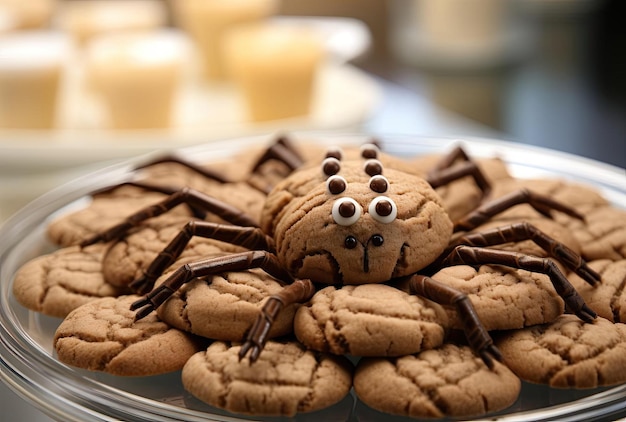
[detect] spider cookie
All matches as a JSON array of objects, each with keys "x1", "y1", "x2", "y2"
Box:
[
  {"x1": 54, "y1": 295, "x2": 202, "y2": 376},
  {"x1": 12, "y1": 244, "x2": 127, "y2": 318},
  {"x1": 431, "y1": 265, "x2": 565, "y2": 331},
  {"x1": 354, "y1": 343, "x2": 521, "y2": 418},
  {"x1": 496, "y1": 314, "x2": 626, "y2": 388},
  {"x1": 182, "y1": 340, "x2": 353, "y2": 416},
  {"x1": 567, "y1": 259, "x2": 626, "y2": 323},
  {"x1": 294, "y1": 284, "x2": 448, "y2": 356},
  {"x1": 155, "y1": 258, "x2": 297, "y2": 341}
]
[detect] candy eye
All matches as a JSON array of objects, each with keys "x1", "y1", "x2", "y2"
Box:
[
  {"x1": 364, "y1": 159, "x2": 383, "y2": 177},
  {"x1": 332, "y1": 197, "x2": 362, "y2": 226},
  {"x1": 322, "y1": 157, "x2": 341, "y2": 176},
  {"x1": 360, "y1": 143, "x2": 379, "y2": 159},
  {"x1": 326, "y1": 175, "x2": 347, "y2": 195},
  {"x1": 368, "y1": 196, "x2": 397, "y2": 224},
  {"x1": 369, "y1": 175, "x2": 388, "y2": 193}
]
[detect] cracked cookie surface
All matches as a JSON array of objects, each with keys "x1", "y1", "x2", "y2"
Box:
[
  {"x1": 294, "y1": 284, "x2": 448, "y2": 356},
  {"x1": 354, "y1": 343, "x2": 521, "y2": 418},
  {"x1": 12, "y1": 244, "x2": 127, "y2": 318},
  {"x1": 568, "y1": 259, "x2": 626, "y2": 323},
  {"x1": 54, "y1": 295, "x2": 201, "y2": 376},
  {"x1": 496, "y1": 314, "x2": 626, "y2": 388},
  {"x1": 182, "y1": 340, "x2": 353, "y2": 416},
  {"x1": 431, "y1": 265, "x2": 565, "y2": 331}
]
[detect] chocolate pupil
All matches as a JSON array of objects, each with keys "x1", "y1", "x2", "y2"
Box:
[
  {"x1": 361, "y1": 146, "x2": 378, "y2": 159},
  {"x1": 370, "y1": 177, "x2": 388, "y2": 193},
  {"x1": 325, "y1": 148, "x2": 342, "y2": 160},
  {"x1": 338, "y1": 201, "x2": 356, "y2": 218},
  {"x1": 328, "y1": 178, "x2": 346, "y2": 194},
  {"x1": 364, "y1": 160, "x2": 383, "y2": 177},
  {"x1": 375, "y1": 200, "x2": 393, "y2": 217},
  {"x1": 323, "y1": 159, "x2": 340, "y2": 176}
]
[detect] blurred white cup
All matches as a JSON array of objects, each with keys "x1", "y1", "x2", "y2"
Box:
[
  {"x1": 223, "y1": 24, "x2": 323, "y2": 122},
  {"x1": 0, "y1": 32, "x2": 71, "y2": 129},
  {"x1": 172, "y1": 0, "x2": 278, "y2": 81},
  {"x1": 85, "y1": 30, "x2": 190, "y2": 130}
]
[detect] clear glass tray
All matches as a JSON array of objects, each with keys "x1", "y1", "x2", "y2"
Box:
[{"x1": 1, "y1": 134, "x2": 625, "y2": 421}]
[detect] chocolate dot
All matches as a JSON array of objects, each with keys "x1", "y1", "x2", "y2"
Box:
[
  {"x1": 338, "y1": 201, "x2": 356, "y2": 218},
  {"x1": 369, "y1": 176, "x2": 388, "y2": 193},
  {"x1": 325, "y1": 147, "x2": 342, "y2": 160},
  {"x1": 371, "y1": 234, "x2": 384, "y2": 247},
  {"x1": 375, "y1": 200, "x2": 393, "y2": 217},
  {"x1": 327, "y1": 176, "x2": 346, "y2": 195},
  {"x1": 361, "y1": 143, "x2": 379, "y2": 159},
  {"x1": 345, "y1": 235, "x2": 358, "y2": 249},
  {"x1": 322, "y1": 157, "x2": 341, "y2": 176},
  {"x1": 364, "y1": 159, "x2": 383, "y2": 176}
]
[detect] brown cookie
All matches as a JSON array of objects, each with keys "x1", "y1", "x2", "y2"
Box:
[
  {"x1": 12, "y1": 244, "x2": 127, "y2": 318},
  {"x1": 568, "y1": 259, "x2": 626, "y2": 323},
  {"x1": 155, "y1": 257, "x2": 296, "y2": 341},
  {"x1": 567, "y1": 205, "x2": 626, "y2": 261},
  {"x1": 100, "y1": 214, "x2": 244, "y2": 287},
  {"x1": 496, "y1": 315, "x2": 626, "y2": 388},
  {"x1": 54, "y1": 295, "x2": 201, "y2": 376},
  {"x1": 489, "y1": 178, "x2": 608, "y2": 222},
  {"x1": 431, "y1": 265, "x2": 564, "y2": 331},
  {"x1": 294, "y1": 284, "x2": 448, "y2": 356},
  {"x1": 354, "y1": 343, "x2": 521, "y2": 418},
  {"x1": 181, "y1": 340, "x2": 353, "y2": 416},
  {"x1": 46, "y1": 185, "x2": 190, "y2": 247}
]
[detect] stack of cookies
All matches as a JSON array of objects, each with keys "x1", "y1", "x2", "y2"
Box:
[{"x1": 11, "y1": 136, "x2": 626, "y2": 419}]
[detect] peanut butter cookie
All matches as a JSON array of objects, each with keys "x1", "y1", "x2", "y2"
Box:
[{"x1": 182, "y1": 340, "x2": 353, "y2": 416}]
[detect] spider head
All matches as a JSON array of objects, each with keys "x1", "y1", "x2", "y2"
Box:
[{"x1": 262, "y1": 146, "x2": 453, "y2": 285}]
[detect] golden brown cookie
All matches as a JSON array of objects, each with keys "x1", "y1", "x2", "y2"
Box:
[
  {"x1": 496, "y1": 315, "x2": 626, "y2": 388},
  {"x1": 12, "y1": 244, "x2": 127, "y2": 318},
  {"x1": 155, "y1": 258, "x2": 297, "y2": 340},
  {"x1": 431, "y1": 265, "x2": 564, "y2": 331},
  {"x1": 354, "y1": 343, "x2": 521, "y2": 418},
  {"x1": 567, "y1": 205, "x2": 626, "y2": 261},
  {"x1": 181, "y1": 340, "x2": 353, "y2": 416},
  {"x1": 294, "y1": 284, "x2": 448, "y2": 356},
  {"x1": 100, "y1": 215, "x2": 244, "y2": 287},
  {"x1": 568, "y1": 259, "x2": 626, "y2": 323},
  {"x1": 54, "y1": 295, "x2": 201, "y2": 376},
  {"x1": 47, "y1": 186, "x2": 182, "y2": 247}
]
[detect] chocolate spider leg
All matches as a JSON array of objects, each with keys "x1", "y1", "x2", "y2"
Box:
[
  {"x1": 91, "y1": 181, "x2": 209, "y2": 220},
  {"x1": 250, "y1": 135, "x2": 304, "y2": 174},
  {"x1": 450, "y1": 222, "x2": 601, "y2": 286},
  {"x1": 426, "y1": 146, "x2": 492, "y2": 199},
  {"x1": 239, "y1": 279, "x2": 316, "y2": 363},
  {"x1": 80, "y1": 187, "x2": 258, "y2": 247},
  {"x1": 130, "y1": 221, "x2": 276, "y2": 294},
  {"x1": 131, "y1": 250, "x2": 293, "y2": 320},
  {"x1": 408, "y1": 274, "x2": 501, "y2": 369},
  {"x1": 453, "y1": 188, "x2": 585, "y2": 232},
  {"x1": 133, "y1": 155, "x2": 232, "y2": 184},
  {"x1": 440, "y1": 245, "x2": 597, "y2": 323}
]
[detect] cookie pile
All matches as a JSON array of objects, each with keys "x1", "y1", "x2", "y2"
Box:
[{"x1": 11, "y1": 137, "x2": 626, "y2": 419}]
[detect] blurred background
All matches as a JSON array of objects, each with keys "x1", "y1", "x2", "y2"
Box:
[{"x1": 0, "y1": 0, "x2": 624, "y2": 419}]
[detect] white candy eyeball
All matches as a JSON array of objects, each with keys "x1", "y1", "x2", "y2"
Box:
[
  {"x1": 332, "y1": 197, "x2": 362, "y2": 226},
  {"x1": 368, "y1": 196, "x2": 397, "y2": 224}
]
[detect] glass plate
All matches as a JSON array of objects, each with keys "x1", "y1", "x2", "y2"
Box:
[{"x1": 1, "y1": 133, "x2": 625, "y2": 421}]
